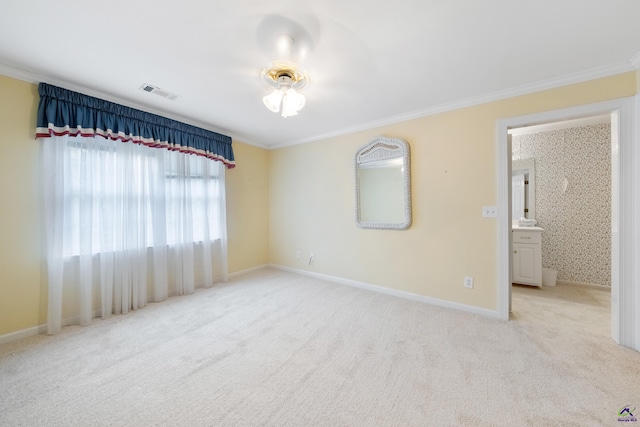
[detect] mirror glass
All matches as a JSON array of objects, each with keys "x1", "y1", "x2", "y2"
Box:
[
  {"x1": 355, "y1": 136, "x2": 411, "y2": 229},
  {"x1": 512, "y1": 158, "x2": 535, "y2": 222}
]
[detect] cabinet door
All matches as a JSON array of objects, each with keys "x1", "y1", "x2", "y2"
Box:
[{"x1": 513, "y1": 243, "x2": 540, "y2": 285}]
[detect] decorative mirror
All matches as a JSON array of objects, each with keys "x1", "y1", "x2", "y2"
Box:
[
  {"x1": 355, "y1": 136, "x2": 412, "y2": 229},
  {"x1": 512, "y1": 158, "x2": 536, "y2": 222}
]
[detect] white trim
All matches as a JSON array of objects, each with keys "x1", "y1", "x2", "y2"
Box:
[
  {"x1": 270, "y1": 264, "x2": 500, "y2": 319},
  {"x1": 496, "y1": 97, "x2": 638, "y2": 350},
  {"x1": 3, "y1": 61, "x2": 634, "y2": 152},
  {"x1": 613, "y1": 98, "x2": 637, "y2": 350},
  {"x1": 272, "y1": 61, "x2": 635, "y2": 149},
  {"x1": 0, "y1": 63, "x2": 43, "y2": 85},
  {"x1": 630, "y1": 51, "x2": 640, "y2": 69},
  {"x1": 611, "y1": 109, "x2": 621, "y2": 344},
  {"x1": 0, "y1": 324, "x2": 47, "y2": 346},
  {"x1": 497, "y1": 124, "x2": 511, "y2": 320},
  {"x1": 508, "y1": 115, "x2": 611, "y2": 136},
  {"x1": 634, "y1": 93, "x2": 640, "y2": 350},
  {"x1": 556, "y1": 280, "x2": 611, "y2": 290},
  {"x1": 228, "y1": 264, "x2": 269, "y2": 279}
]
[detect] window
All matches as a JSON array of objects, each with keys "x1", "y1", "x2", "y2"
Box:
[
  {"x1": 60, "y1": 136, "x2": 223, "y2": 257},
  {"x1": 164, "y1": 151, "x2": 221, "y2": 246},
  {"x1": 37, "y1": 82, "x2": 232, "y2": 334}
]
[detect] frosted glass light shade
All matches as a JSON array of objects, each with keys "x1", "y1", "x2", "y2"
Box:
[
  {"x1": 281, "y1": 89, "x2": 305, "y2": 118},
  {"x1": 263, "y1": 90, "x2": 283, "y2": 113},
  {"x1": 263, "y1": 88, "x2": 306, "y2": 118}
]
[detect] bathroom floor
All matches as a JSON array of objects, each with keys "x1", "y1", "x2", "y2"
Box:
[{"x1": 510, "y1": 283, "x2": 611, "y2": 338}]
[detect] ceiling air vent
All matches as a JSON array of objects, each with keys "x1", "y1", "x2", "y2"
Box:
[{"x1": 139, "y1": 83, "x2": 180, "y2": 101}]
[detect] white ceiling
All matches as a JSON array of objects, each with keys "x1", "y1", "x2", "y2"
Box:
[{"x1": 1, "y1": 0, "x2": 639, "y2": 149}]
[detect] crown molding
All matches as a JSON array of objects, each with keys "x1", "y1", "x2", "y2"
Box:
[
  {"x1": 2, "y1": 59, "x2": 633, "y2": 152},
  {"x1": 273, "y1": 61, "x2": 636, "y2": 149},
  {"x1": 630, "y1": 51, "x2": 640, "y2": 70},
  {"x1": 0, "y1": 63, "x2": 40, "y2": 83},
  {"x1": 0, "y1": 63, "x2": 270, "y2": 150},
  {"x1": 508, "y1": 114, "x2": 611, "y2": 136}
]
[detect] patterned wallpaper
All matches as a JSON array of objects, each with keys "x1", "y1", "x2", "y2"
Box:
[{"x1": 512, "y1": 123, "x2": 611, "y2": 287}]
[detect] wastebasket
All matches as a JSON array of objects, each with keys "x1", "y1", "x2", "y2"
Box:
[{"x1": 542, "y1": 268, "x2": 557, "y2": 286}]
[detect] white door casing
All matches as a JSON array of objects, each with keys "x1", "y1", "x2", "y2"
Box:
[{"x1": 496, "y1": 97, "x2": 638, "y2": 351}]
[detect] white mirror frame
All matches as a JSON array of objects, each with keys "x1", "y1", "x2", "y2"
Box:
[{"x1": 355, "y1": 136, "x2": 412, "y2": 230}]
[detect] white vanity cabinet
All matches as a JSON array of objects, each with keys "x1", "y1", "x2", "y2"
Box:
[{"x1": 512, "y1": 226, "x2": 544, "y2": 287}]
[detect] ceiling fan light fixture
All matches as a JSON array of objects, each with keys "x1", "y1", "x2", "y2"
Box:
[
  {"x1": 260, "y1": 62, "x2": 309, "y2": 118},
  {"x1": 263, "y1": 89, "x2": 283, "y2": 113},
  {"x1": 281, "y1": 88, "x2": 305, "y2": 118}
]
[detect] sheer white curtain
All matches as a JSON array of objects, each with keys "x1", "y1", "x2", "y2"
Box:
[{"x1": 41, "y1": 134, "x2": 227, "y2": 334}]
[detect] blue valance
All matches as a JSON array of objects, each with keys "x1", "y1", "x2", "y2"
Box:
[{"x1": 36, "y1": 83, "x2": 235, "y2": 168}]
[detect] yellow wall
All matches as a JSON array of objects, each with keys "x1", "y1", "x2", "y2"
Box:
[
  {"x1": 1, "y1": 71, "x2": 637, "y2": 337},
  {"x1": 269, "y1": 72, "x2": 638, "y2": 311},
  {"x1": 0, "y1": 75, "x2": 270, "y2": 337},
  {"x1": 226, "y1": 141, "x2": 270, "y2": 273},
  {"x1": 0, "y1": 75, "x2": 43, "y2": 335}
]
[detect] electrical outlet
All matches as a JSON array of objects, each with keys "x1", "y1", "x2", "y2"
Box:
[
  {"x1": 296, "y1": 250, "x2": 301, "y2": 258},
  {"x1": 482, "y1": 206, "x2": 497, "y2": 217},
  {"x1": 464, "y1": 276, "x2": 474, "y2": 289}
]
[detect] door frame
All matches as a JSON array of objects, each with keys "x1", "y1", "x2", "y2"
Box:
[{"x1": 496, "y1": 97, "x2": 638, "y2": 350}]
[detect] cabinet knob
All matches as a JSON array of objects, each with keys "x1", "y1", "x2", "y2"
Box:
[{"x1": 514, "y1": 250, "x2": 517, "y2": 254}]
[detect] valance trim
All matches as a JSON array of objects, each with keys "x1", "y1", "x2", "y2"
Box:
[{"x1": 36, "y1": 83, "x2": 235, "y2": 168}]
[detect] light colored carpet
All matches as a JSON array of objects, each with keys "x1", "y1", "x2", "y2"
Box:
[{"x1": 0, "y1": 269, "x2": 638, "y2": 426}]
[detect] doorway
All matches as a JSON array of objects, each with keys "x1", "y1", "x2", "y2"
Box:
[
  {"x1": 508, "y1": 116, "x2": 612, "y2": 326},
  {"x1": 496, "y1": 97, "x2": 638, "y2": 350}
]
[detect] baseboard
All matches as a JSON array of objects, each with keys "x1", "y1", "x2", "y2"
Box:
[
  {"x1": 0, "y1": 324, "x2": 47, "y2": 346},
  {"x1": 557, "y1": 279, "x2": 611, "y2": 290},
  {"x1": 229, "y1": 264, "x2": 269, "y2": 279},
  {"x1": 270, "y1": 264, "x2": 500, "y2": 319},
  {"x1": 0, "y1": 263, "x2": 499, "y2": 346}
]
